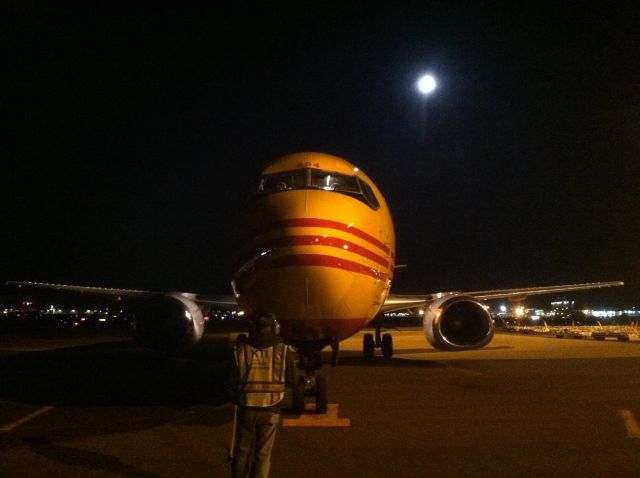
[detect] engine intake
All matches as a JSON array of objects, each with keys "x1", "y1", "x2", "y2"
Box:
[
  {"x1": 423, "y1": 295, "x2": 494, "y2": 350},
  {"x1": 133, "y1": 293, "x2": 205, "y2": 352}
]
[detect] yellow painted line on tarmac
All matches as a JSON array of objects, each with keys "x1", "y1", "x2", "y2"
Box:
[
  {"x1": 618, "y1": 410, "x2": 640, "y2": 438},
  {"x1": 282, "y1": 403, "x2": 350, "y2": 427},
  {"x1": 0, "y1": 406, "x2": 55, "y2": 432}
]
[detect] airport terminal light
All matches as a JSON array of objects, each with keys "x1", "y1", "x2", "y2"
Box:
[{"x1": 417, "y1": 74, "x2": 437, "y2": 95}]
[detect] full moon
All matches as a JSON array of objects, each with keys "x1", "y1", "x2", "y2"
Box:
[{"x1": 417, "y1": 74, "x2": 437, "y2": 95}]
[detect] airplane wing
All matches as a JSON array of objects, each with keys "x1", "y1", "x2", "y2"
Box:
[
  {"x1": 381, "y1": 280, "x2": 624, "y2": 351},
  {"x1": 381, "y1": 281, "x2": 624, "y2": 314},
  {"x1": 4, "y1": 280, "x2": 239, "y2": 352},
  {"x1": 4, "y1": 281, "x2": 239, "y2": 309}
]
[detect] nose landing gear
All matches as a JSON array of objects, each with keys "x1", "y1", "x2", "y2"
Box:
[
  {"x1": 291, "y1": 348, "x2": 329, "y2": 414},
  {"x1": 292, "y1": 372, "x2": 328, "y2": 414}
]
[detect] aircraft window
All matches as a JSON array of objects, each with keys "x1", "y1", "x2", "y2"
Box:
[
  {"x1": 256, "y1": 168, "x2": 380, "y2": 210},
  {"x1": 310, "y1": 170, "x2": 380, "y2": 210},
  {"x1": 310, "y1": 171, "x2": 360, "y2": 193},
  {"x1": 358, "y1": 179, "x2": 380, "y2": 210},
  {"x1": 258, "y1": 169, "x2": 306, "y2": 193}
]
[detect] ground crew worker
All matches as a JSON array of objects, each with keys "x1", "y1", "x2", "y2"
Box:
[{"x1": 227, "y1": 312, "x2": 291, "y2": 478}]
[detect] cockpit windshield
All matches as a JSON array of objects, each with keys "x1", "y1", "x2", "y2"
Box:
[
  {"x1": 310, "y1": 171, "x2": 360, "y2": 193},
  {"x1": 257, "y1": 169, "x2": 306, "y2": 192},
  {"x1": 257, "y1": 168, "x2": 380, "y2": 210}
]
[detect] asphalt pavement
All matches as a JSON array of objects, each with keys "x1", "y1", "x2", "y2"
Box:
[{"x1": 1, "y1": 328, "x2": 640, "y2": 477}]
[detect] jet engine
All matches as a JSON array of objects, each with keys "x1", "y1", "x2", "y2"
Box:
[
  {"x1": 423, "y1": 295, "x2": 494, "y2": 350},
  {"x1": 133, "y1": 293, "x2": 205, "y2": 352}
]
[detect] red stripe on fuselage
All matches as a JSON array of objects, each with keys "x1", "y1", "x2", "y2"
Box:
[
  {"x1": 243, "y1": 218, "x2": 391, "y2": 255},
  {"x1": 270, "y1": 254, "x2": 389, "y2": 281},
  {"x1": 248, "y1": 235, "x2": 389, "y2": 268}
]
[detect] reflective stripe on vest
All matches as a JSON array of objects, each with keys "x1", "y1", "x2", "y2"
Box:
[{"x1": 235, "y1": 342, "x2": 287, "y2": 407}]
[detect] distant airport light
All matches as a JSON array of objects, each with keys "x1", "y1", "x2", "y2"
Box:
[{"x1": 417, "y1": 74, "x2": 437, "y2": 95}]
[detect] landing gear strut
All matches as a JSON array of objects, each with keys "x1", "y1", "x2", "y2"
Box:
[
  {"x1": 291, "y1": 349, "x2": 328, "y2": 414},
  {"x1": 362, "y1": 323, "x2": 393, "y2": 359}
]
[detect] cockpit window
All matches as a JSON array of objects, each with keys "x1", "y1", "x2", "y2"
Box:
[
  {"x1": 258, "y1": 169, "x2": 306, "y2": 193},
  {"x1": 310, "y1": 171, "x2": 359, "y2": 193},
  {"x1": 359, "y1": 179, "x2": 380, "y2": 210},
  {"x1": 256, "y1": 168, "x2": 380, "y2": 210}
]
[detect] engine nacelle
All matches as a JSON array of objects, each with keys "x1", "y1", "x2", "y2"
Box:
[
  {"x1": 133, "y1": 293, "x2": 205, "y2": 352},
  {"x1": 423, "y1": 294, "x2": 494, "y2": 351}
]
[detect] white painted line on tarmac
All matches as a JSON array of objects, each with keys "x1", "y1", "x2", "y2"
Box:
[
  {"x1": 618, "y1": 409, "x2": 640, "y2": 439},
  {"x1": 0, "y1": 406, "x2": 55, "y2": 432}
]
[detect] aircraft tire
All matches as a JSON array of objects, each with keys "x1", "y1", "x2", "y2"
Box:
[
  {"x1": 363, "y1": 333, "x2": 375, "y2": 358},
  {"x1": 382, "y1": 333, "x2": 393, "y2": 359},
  {"x1": 315, "y1": 374, "x2": 328, "y2": 414}
]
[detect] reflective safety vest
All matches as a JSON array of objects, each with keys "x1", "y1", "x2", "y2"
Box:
[{"x1": 234, "y1": 342, "x2": 288, "y2": 407}]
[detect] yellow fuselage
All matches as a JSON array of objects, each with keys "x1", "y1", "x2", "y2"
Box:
[{"x1": 231, "y1": 152, "x2": 395, "y2": 346}]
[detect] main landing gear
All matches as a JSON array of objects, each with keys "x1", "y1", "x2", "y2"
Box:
[{"x1": 362, "y1": 323, "x2": 393, "y2": 359}]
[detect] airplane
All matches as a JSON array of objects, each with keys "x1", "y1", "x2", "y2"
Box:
[{"x1": 7, "y1": 151, "x2": 623, "y2": 413}]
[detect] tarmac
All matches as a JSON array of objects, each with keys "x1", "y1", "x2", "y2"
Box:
[{"x1": 2, "y1": 327, "x2": 640, "y2": 477}]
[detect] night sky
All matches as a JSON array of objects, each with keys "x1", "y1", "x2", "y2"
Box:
[{"x1": 3, "y1": 4, "x2": 639, "y2": 307}]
